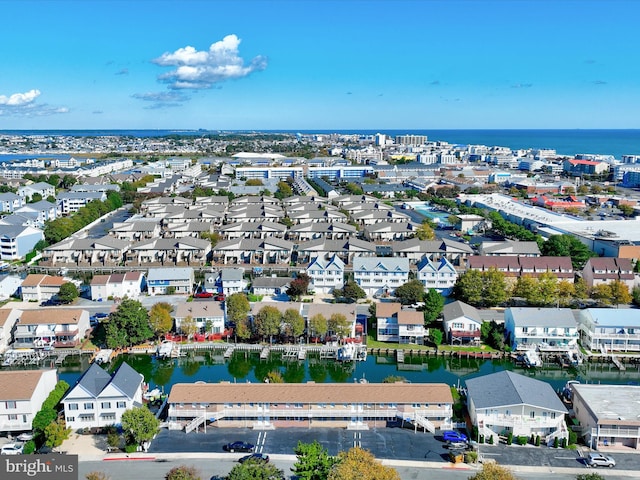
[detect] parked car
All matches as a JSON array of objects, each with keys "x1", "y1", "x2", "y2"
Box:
[
  {"x1": 586, "y1": 453, "x2": 615, "y2": 468},
  {"x1": 223, "y1": 441, "x2": 254, "y2": 453},
  {"x1": 445, "y1": 441, "x2": 469, "y2": 450},
  {"x1": 16, "y1": 432, "x2": 33, "y2": 442},
  {"x1": 442, "y1": 431, "x2": 468, "y2": 443},
  {"x1": 215, "y1": 293, "x2": 226, "y2": 301},
  {"x1": 194, "y1": 291, "x2": 214, "y2": 299},
  {"x1": 1, "y1": 443, "x2": 23, "y2": 455},
  {"x1": 238, "y1": 453, "x2": 269, "y2": 464},
  {"x1": 95, "y1": 312, "x2": 109, "y2": 319}
]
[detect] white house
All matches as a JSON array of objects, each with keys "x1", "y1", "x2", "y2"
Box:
[
  {"x1": 18, "y1": 182, "x2": 56, "y2": 202},
  {"x1": 504, "y1": 307, "x2": 579, "y2": 351},
  {"x1": 375, "y1": 302, "x2": 426, "y2": 344},
  {"x1": 62, "y1": 362, "x2": 144, "y2": 431},
  {"x1": 441, "y1": 300, "x2": 482, "y2": 345},
  {"x1": 173, "y1": 301, "x2": 225, "y2": 336},
  {"x1": 147, "y1": 267, "x2": 194, "y2": 296},
  {"x1": 90, "y1": 272, "x2": 146, "y2": 301},
  {"x1": 0, "y1": 369, "x2": 58, "y2": 433},
  {"x1": 353, "y1": 256, "x2": 410, "y2": 297},
  {"x1": 577, "y1": 308, "x2": 640, "y2": 353},
  {"x1": 0, "y1": 224, "x2": 45, "y2": 261},
  {"x1": 251, "y1": 276, "x2": 293, "y2": 296},
  {"x1": 20, "y1": 274, "x2": 66, "y2": 302},
  {"x1": 0, "y1": 309, "x2": 20, "y2": 354},
  {"x1": 13, "y1": 308, "x2": 91, "y2": 349},
  {"x1": 306, "y1": 255, "x2": 345, "y2": 294},
  {"x1": 219, "y1": 268, "x2": 247, "y2": 296},
  {"x1": 416, "y1": 256, "x2": 458, "y2": 295},
  {"x1": 466, "y1": 371, "x2": 568, "y2": 445}
]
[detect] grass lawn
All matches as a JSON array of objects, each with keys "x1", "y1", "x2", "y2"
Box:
[{"x1": 366, "y1": 334, "x2": 498, "y2": 353}]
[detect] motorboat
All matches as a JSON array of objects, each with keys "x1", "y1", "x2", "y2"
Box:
[{"x1": 523, "y1": 349, "x2": 542, "y2": 368}]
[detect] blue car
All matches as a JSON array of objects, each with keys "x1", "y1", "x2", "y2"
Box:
[{"x1": 442, "y1": 430, "x2": 468, "y2": 443}]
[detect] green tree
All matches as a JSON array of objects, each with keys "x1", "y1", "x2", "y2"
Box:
[
  {"x1": 105, "y1": 298, "x2": 153, "y2": 349},
  {"x1": 149, "y1": 302, "x2": 173, "y2": 336},
  {"x1": 32, "y1": 380, "x2": 69, "y2": 446},
  {"x1": 541, "y1": 234, "x2": 598, "y2": 270},
  {"x1": 483, "y1": 269, "x2": 509, "y2": 307},
  {"x1": 180, "y1": 315, "x2": 198, "y2": 338},
  {"x1": 255, "y1": 306, "x2": 282, "y2": 343},
  {"x1": 121, "y1": 406, "x2": 160, "y2": 447},
  {"x1": 394, "y1": 279, "x2": 425, "y2": 305},
  {"x1": 608, "y1": 279, "x2": 632, "y2": 305},
  {"x1": 430, "y1": 329, "x2": 443, "y2": 346},
  {"x1": 44, "y1": 417, "x2": 71, "y2": 448},
  {"x1": 165, "y1": 465, "x2": 201, "y2": 480},
  {"x1": 453, "y1": 270, "x2": 484, "y2": 306},
  {"x1": 328, "y1": 447, "x2": 400, "y2": 480},
  {"x1": 245, "y1": 179, "x2": 264, "y2": 186},
  {"x1": 291, "y1": 440, "x2": 337, "y2": 480},
  {"x1": 275, "y1": 180, "x2": 293, "y2": 199},
  {"x1": 265, "y1": 370, "x2": 284, "y2": 383},
  {"x1": 415, "y1": 221, "x2": 436, "y2": 240},
  {"x1": 57, "y1": 282, "x2": 79, "y2": 303},
  {"x1": 341, "y1": 281, "x2": 366, "y2": 301},
  {"x1": 576, "y1": 473, "x2": 605, "y2": 480},
  {"x1": 283, "y1": 308, "x2": 305, "y2": 339},
  {"x1": 328, "y1": 313, "x2": 351, "y2": 338},
  {"x1": 309, "y1": 314, "x2": 327, "y2": 341},
  {"x1": 227, "y1": 293, "x2": 250, "y2": 324},
  {"x1": 468, "y1": 462, "x2": 519, "y2": 480},
  {"x1": 618, "y1": 204, "x2": 636, "y2": 217},
  {"x1": 423, "y1": 288, "x2": 445, "y2": 323},
  {"x1": 226, "y1": 461, "x2": 285, "y2": 480}
]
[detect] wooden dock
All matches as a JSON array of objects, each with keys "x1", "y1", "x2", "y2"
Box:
[
  {"x1": 223, "y1": 346, "x2": 235, "y2": 359},
  {"x1": 611, "y1": 355, "x2": 626, "y2": 371}
]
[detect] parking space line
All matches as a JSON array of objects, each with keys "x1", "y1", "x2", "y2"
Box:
[
  {"x1": 256, "y1": 432, "x2": 267, "y2": 453},
  {"x1": 353, "y1": 432, "x2": 361, "y2": 448}
]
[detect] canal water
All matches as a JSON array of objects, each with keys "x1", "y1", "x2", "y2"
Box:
[{"x1": 53, "y1": 350, "x2": 640, "y2": 394}]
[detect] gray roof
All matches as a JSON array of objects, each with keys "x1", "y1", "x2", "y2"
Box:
[
  {"x1": 110, "y1": 361, "x2": 143, "y2": 399},
  {"x1": 466, "y1": 371, "x2": 567, "y2": 412},
  {"x1": 71, "y1": 362, "x2": 113, "y2": 398},
  {"x1": 442, "y1": 301, "x2": 482, "y2": 323},
  {"x1": 147, "y1": 267, "x2": 194, "y2": 281},
  {"x1": 252, "y1": 276, "x2": 293, "y2": 288},
  {"x1": 221, "y1": 268, "x2": 244, "y2": 281},
  {"x1": 507, "y1": 307, "x2": 577, "y2": 328},
  {"x1": 353, "y1": 256, "x2": 410, "y2": 272}
]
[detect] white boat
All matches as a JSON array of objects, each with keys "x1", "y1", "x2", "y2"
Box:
[
  {"x1": 337, "y1": 343, "x2": 356, "y2": 362},
  {"x1": 157, "y1": 341, "x2": 174, "y2": 359},
  {"x1": 523, "y1": 349, "x2": 542, "y2": 368},
  {"x1": 143, "y1": 388, "x2": 161, "y2": 400}
]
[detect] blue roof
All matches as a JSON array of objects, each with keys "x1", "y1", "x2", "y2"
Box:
[{"x1": 584, "y1": 308, "x2": 640, "y2": 328}]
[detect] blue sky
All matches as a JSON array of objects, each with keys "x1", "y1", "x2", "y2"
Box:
[{"x1": 0, "y1": 0, "x2": 638, "y2": 130}]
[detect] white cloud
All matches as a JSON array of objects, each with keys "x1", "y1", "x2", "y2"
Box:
[
  {"x1": 131, "y1": 91, "x2": 190, "y2": 109},
  {"x1": 152, "y1": 34, "x2": 267, "y2": 90},
  {"x1": 0, "y1": 89, "x2": 68, "y2": 117},
  {"x1": 0, "y1": 89, "x2": 41, "y2": 106}
]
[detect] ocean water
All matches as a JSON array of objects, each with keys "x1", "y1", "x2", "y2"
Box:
[{"x1": 1, "y1": 129, "x2": 639, "y2": 160}]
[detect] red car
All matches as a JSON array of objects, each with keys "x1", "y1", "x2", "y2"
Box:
[
  {"x1": 194, "y1": 291, "x2": 214, "y2": 298},
  {"x1": 215, "y1": 293, "x2": 226, "y2": 301}
]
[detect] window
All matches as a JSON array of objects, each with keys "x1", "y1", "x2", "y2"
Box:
[
  {"x1": 84, "y1": 403, "x2": 94, "y2": 410},
  {"x1": 530, "y1": 411, "x2": 535, "y2": 418},
  {"x1": 117, "y1": 401, "x2": 126, "y2": 409},
  {"x1": 67, "y1": 417, "x2": 75, "y2": 423},
  {"x1": 8, "y1": 414, "x2": 17, "y2": 421},
  {"x1": 5, "y1": 401, "x2": 16, "y2": 409},
  {"x1": 101, "y1": 402, "x2": 111, "y2": 409}
]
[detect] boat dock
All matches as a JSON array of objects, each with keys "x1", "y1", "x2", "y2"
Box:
[
  {"x1": 396, "y1": 350, "x2": 405, "y2": 364},
  {"x1": 223, "y1": 346, "x2": 235, "y2": 359},
  {"x1": 260, "y1": 346, "x2": 270, "y2": 360},
  {"x1": 91, "y1": 349, "x2": 115, "y2": 365}
]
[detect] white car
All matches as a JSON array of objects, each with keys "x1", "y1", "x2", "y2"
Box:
[
  {"x1": 1, "y1": 443, "x2": 23, "y2": 455},
  {"x1": 586, "y1": 453, "x2": 616, "y2": 468},
  {"x1": 16, "y1": 432, "x2": 33, "y2": 442}
]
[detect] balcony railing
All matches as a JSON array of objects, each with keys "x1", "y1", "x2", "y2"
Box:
[
  {"x1": 450, "y1": 330, "x2": 481, "y2": 338},
  {"x1": 591, "y1": 427, "x2": 640, "y2": 438},
  {"x1": 478, "y1": 414, "x2": 562, "y2": 429}
]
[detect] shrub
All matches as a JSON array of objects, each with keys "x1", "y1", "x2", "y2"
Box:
[
  {"x1": 569, "y1": 429, "x2": 578, "y2": 445},
  {"x1": 506, "y1": 432, "x2": 513, "y2": 445},
  {"x1": 22, "y1": 440, "x2": 36, "y2": 454},
  {"x1": 479, "y1": 434, "x2": 485, "y2": 444},
  {"x1": 465, "y1": 451, "x2": 478, "y2": 463},
  {"x1": 530, "y1": 434, "x2": 535, "y2": 445},
  {"x1": 535, "y1": 435, "x2": 541, "y2": 446},
  {"x1": 124, "y1": 444, "x2": 138, "y2": 454},
  {"x1": 488, "y1": 435, "x2": 494, "y2": 445},
  {"x1": 553, "y1": 437, "x2": 559, "y2": 448},
  {"x1": 517, "y1": 436, "x2": 528, "y2": 446},
  {"x1": 561, "y1": 437, "x2": 567, "y2": 448}
]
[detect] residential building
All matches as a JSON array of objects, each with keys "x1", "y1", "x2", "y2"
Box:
[
  {"x1": 0, "y1": 192, "x2": 23, "y2": 213},
  {"x1": 0, "y1": 309, "x2": 20, "y2": 353},
  {"x1": 0, "y1": 224, "x2": 44, "y2": 260},
  {"x1": 577, "y1": 308, "x2": 640, "y2": 353},
  {"x1": 147, "y1": 267, "x2": 195, "y2": 296},
  {"x1": 416, "y1": 256, "x2": 458, "y2": 295},
  {"x1": 466, "y1": 371, "x2": 568, "y2": 444},
  {"x1": 173, "y1": 301, "x2": 225, "y2": 337},
  {"x1": 18, "y1": 182, "x2": 55, "y2": 202},
  {"x1": 375, "y1": 303, "x2": 426, "y2": 344},
  {"x1": 306, "y1": 255, "x2": 345, "y2": 294},
  {"x1": 441, "y1": 301, "x2": 482, "y2": 345},
  {"x1": 571, "y1": 384, "x2": 640, "y2": 449},
  {"x1": 41, "y1": 236, "x2": 130, "y2": 267},
  {"x1": 353, "y1": 256, "x2": 410, "y2": 297},
  {"x1": 477, "y1": 240, "x2": 541, "y2": 257},
  {"x1": 125, "y1": 238, "x2": 211, "y2": 267},
  {"x1": 467, "y1": 256, "x2": 574, "y2": 283},
  {"x1": 56, "y1": 191, "x2": 107, "y2": 215},
  {"x1": 251, "y1": 276, "x2": 293, "y2": 296},
  {"x1": 219, "y1": 268, "x2": 247, "y2": 295},
  {"x1": 167, "y1": 382, "x2": 453, "y2": 432},
  {"x1": 20, "y1": 274, "x2": 66, "y2": 302},
  {"x1": 13, "y1": 309, "x2": 91, "y2": 349},
  {"x1": 563, "y1": 158, "x2": 609, "y2": 176},
  {"x1": 62, "y1": 362, "x2": 143, "y2": 431},
  {"x1": 0, "y1": 369, "x2": 58, "y2": 433},
  {"x1": 90, "y1": 272, "x2": 146, "y2": 301},
  {"x1": 581, "y1": 257, "x2": 636, "y2": 290},
  {"x1": 305, "y1": 303, "x2": 358, "y2": 339},
  {"x1": 504, "y1": 307, "x2": 579, "y2": 351},
  {"x1": 212, "y1": 238, "x2": 294, "y2": 265}
]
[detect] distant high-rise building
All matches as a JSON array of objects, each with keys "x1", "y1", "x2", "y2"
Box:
[
  {"x1": 374, "y1": 133, "x2": 387, "y2": 146},
  {"x1": 395, "y1": 134, "x2": 427, "y2": 146}
]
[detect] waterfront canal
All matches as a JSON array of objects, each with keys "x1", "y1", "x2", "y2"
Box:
[{"x1": 51, "y1": 348, "x2": 640, "y2": 393}]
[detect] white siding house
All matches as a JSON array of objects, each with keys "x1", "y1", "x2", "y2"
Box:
[
  {"x1": 0, "y1": 369, "x2": 58, "y2": 433},
  {"x1": 504, "y1": 307, "x2": 579, "y2": 351},
  {"x1": 353, "y1": 256, "x2": 410, "y2": 297},
  {"x1": 306, "y1": 255, "x2": 345, "y2": 294},
  {"x1": 416, "y1": 256, "x2": 458, "y2": 295}
]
